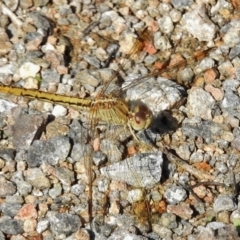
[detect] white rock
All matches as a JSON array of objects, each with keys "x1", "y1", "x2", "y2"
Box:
[
  {"x1": 52, "y1": 105, "x2": 67, "y2": 118},
  {"x1": 23, "y1": 77, "x2": 39, "y2": 89},
  {"x1": 43, "y1": 102, "x2": 54, "y2": 112},
  {"x1": 187, "y1": 87, "x2": 215, "y2": 120},
  {"x1": 158, "y1": 15, "x2": 174, "y2": 34},
  {"x1": 182, "y1": 6, "x2": 216, "y2": 42},
  {"x1": 19, "y1": 62, "x2": 40, "y2": 79},
  {"x1": 41, "y1": 43, "x2": 56, "y2": 53},
  {"x1": 223, "y1": 20, "x2": 240, "y2": 47},
  {"x1": 154, "y1": 32, "x2": 171, "y2": 51},
  {"x1": 37, "y1": 219, "x2": 49, "y2": 233},
  {"x1": 0, "y1": 64, "x2": 15, "y2": 74},
  {"x1": 0, "y1": 100, "x2": 17, "y2": 113},
  {"x1": 127, "y1": 189, "x2": 144, "y2": 203},
  {"x1": 102, "y1": 10, "x2": 119, "y2": 21}
]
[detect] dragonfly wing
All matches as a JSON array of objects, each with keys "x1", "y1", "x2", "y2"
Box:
[
  {"x1": 125, "y1": 76, "x2": 186, "y2": 116},
  {"x1": 99, "y1": 27, "x2": 154, "y2": 97}
]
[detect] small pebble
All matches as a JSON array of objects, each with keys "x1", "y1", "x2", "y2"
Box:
[
  {"x1": 0, "y1": 100, "x2": 17, "y2": 113},
  {"x1": 36, "y1": 219, "x2": 49, "y2": 233},
  {"x1": 55, "y1": 167, "x2": 75, "y2": 186},
  {"x1": 19, "y1": 62, "x2": 40, "y2": 79},
  {"x1": 49, "y1": 213, "x2": 82, "y2": 236},
  {"x1": 23, "y1": 218, "x2": 37, "y2": 232},
  {"x1": 127, "y1": 189, "x2": 144, "y2": 203},
  {"x1": 0, "y1": 217, "x2": 24, "y2": 235},
  {"x1": 204, "y1": 84, "x2": 224, "y2": 101},
  {"x1": 182, "y1": 6, "x2": 216, "y2": 41},
  {"x1": 0, "y1": 177, "x2": 17, "y2": 198},
  {"x1": 164, "y1": 185, "x2": 187, "y2": 205},
  {"x1": 25, "y1": 168, "x2": 51, "y2": 189},
  {"x1": 52, "y1": 105, "x2": 67, "y2": 118},
  {"x1": 160, "y1": 212, "x2": 178, "y2": 229},
  {"x1": 167, "y1": 203, "x2": 193, "y2": 220},
  {"x1": 187, "y1": 87, "x2": 215, "y2": 120},
  {"x1": 213, "y1": 195, "x2": 237, "y2": 213},
  {"x1": 27, "y1": 136, "x2": 71, "y2": 167}
]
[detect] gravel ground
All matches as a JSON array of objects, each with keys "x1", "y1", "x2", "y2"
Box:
[{"x1": 0, "y1": 0, "x2": 240, "y2": 239}]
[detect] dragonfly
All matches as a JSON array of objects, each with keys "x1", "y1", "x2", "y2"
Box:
[{"x1": 0, "y1": 27, "x2": 215, "y2": 230}]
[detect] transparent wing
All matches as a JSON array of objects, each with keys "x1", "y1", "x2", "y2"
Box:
[
  {"x1": 99, "y1": 27, "x2": 153, "y2": 97},
  {"x1": 112, "y1": 47, "x2": 217, "y2": 97}
]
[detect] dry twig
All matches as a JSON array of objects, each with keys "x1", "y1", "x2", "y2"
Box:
[{"x1": 0, "y1": 2, "x2": 23, "y2": 28}]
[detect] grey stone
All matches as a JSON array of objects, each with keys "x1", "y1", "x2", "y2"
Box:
[
  {"x1": 41, "y1": 68, "x2": 61, "y2": 88},
  {"x1": 182, "y1": 6, "x2": 216, "y2": 41},
  {"x1": 0, "y1": 177, "x2": 16, "y2": 198},
  {"x1": 231, "y1": 135, "x2": 240, "y2": 151},
  {"x1": 0, "y1": 148, "x2": 15, "y2": 161},
  {"x1": 150, "y1": 190, "x2": 162, "y2": 202},
  {"x1": 37, "y1": 219, "x2": 49, "y2": 233},
  {"x1": 213, "y1": 195, "x2": 237, "y2": 212},
  {"x1": 29, "y1": 12, "x2": 54, "y2": 32},
  {"x1": 25, "y1": 168, "x2": 50, "y2": 189},
  {"x1": 15, "y1": 180, "x2": 32, "y2": 196},
  {"x1": 160, "y1": 213, "x2": 178, "y2": 229},
  {"x1": 0, "y1": 230, "x2": 4, "y2": 240},
  {"x1": 206, "y1": 221, "x2": 226, "y2": 230},
  {"x1": 187, "y1": 87, "x2": 215, "y2": 120},
  {"x1": 215, "y1": 162, "x2": 228, "y2": 174},
  {"x1": 10, "y1": 111, "x2": 48, "y2": 151},
  {"x1": 223, "y1": 20, "x2": 240, "y2": 47},
  {"x1": 107, "y1": 228, "x2": 148, "y2": 240},
  {"x1": 177, "y1": 67, "x2": 194, "y2": 86},
  {"x1": 182, "y1": 120, "x2": 230, "y2": 143},
  {"x1": 175, "y1": 144, "x2": 191, "y2": 161},
  {"x1": 5, "y1": 195, "x2": 24, "y2": 204},
  {"x1": 164, "y1": 185, "x2": 187, "y2": 205},
  {"x1": 55, "y1": 167, "x2": 75, "y2": 186},
  {"x1": 67, "y1": 13, "x2": 79, "y2": 25},
  {"x1": 0, "y1": 203, "x2": 22, "y2": 217},
  {"x1": 229, "y1": 45, "x2": 240, "y2": 59},
  {"x1": 71, "y1": 184, "x2": 85, "y2": 196},
  {"x1": 0, "y1": 100, "x2": 16, "y2": 113},
  {"x1": 27, "y1": 136, "x2": 70, "y2": 167},
  {"x1": 100, "y1": 139, "x2": 124, "y2": 163},
  {"x1": 74, "y1": 69, "x2": 101, "y2": 93},
  {"x1": 49, "y1": 184, "x2": 62, "y2": 199},
  {"x1": 93, "y1": 151, "x2": 107, "y2": 166},
  {"x1": 71, "y1": 143, "x2": 91, "y2": 162},
  {"x1": 171, "y1": 0, "x2": 192, "y2": 8},
  {"x1": 144, "y1": 54, "x2": 158, "y2": 65},
  {"x1": 153, "y1": 33, "x2": 171, "y2": 51},
  {"x1": 194, "y1": 58, "x2": 215, "y2": 74},
  {"x1": 23, "y1": 50, "x2": 44, "y2": 63},
  {"x1": 82, "y1": 55, "x2": 101, "y2": 68},
  {"x1": 97, "y1": 178, "x2": 109, "y2": 193},
  {"x1": 100, "y1": 151, "x2": 163, "y2": 188},
  {"x1": 68, "y1": 119, "x2": 88, "y2": 144},
  {"x1": 158, "y1": 15, "x2": 174, "y2": 34},
  {"x1": 0, "y1": 217, "x2": 24, "y2": 235},
  {"x1": 190, "y1": 151, "x2": 204, "y2": 163},
  {"x1": 221, "y1": 91, "x2": 240, "y2": 108},
  {"x1": 49, "y1": 213, "x2": 81, "y2": 236},
  {"x1": 152, "y1": 225, "x2": 172, "y2": 239}
]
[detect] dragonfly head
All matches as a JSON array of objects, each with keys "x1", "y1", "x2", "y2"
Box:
[{"x1": 130, "y1": 104, "x2": 153, "y2": 131}]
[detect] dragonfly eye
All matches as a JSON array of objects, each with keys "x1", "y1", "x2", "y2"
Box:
[{"x1": 130, "y1": 104, "x2": 153, "y2": 131}]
